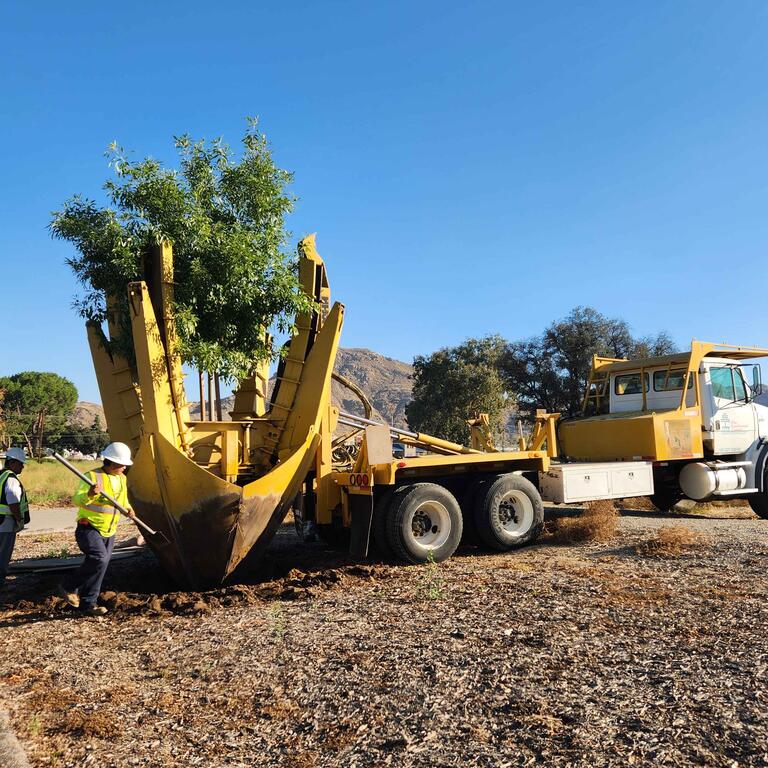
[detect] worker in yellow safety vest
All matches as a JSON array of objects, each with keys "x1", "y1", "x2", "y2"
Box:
[
  {"x1": 0, "y1": 447, "x2": 29, "y2": 596},
  {"x1": 57, "y1": 442, "x2": 135, "y2": 616}
]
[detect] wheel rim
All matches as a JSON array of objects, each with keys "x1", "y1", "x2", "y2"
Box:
[
  {"x1": 497, "y1": 490, "x2": 534, "y2": 537},
  {"x1": 406, "y1": 500, "x2": 451, "y2": 552}
]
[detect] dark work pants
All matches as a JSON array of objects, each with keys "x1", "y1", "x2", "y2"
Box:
[
  {"x1": 65, "y1": 524, "x2": 115, "y2": 608},
  {"x1": 0, "y1": 531, "x2": 17, "y2": 590}
]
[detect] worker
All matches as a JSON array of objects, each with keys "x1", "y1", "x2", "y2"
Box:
[
  {"x1": 58, "y1": 442, "x2": 135, "y2": 616},
  {"x1": 0, "y1": 448, "x2": 29, "y2": 595}
]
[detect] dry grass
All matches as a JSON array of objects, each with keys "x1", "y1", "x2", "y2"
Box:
[
  {"x1": 635, "y1": 525, "x2": 709, "y2": 557},
  {"x1": 18, "y1": 459, "x2": 99, "y2": 506},
  {"x1": 549, "y1": 500, "x2": 618, "y2": 544}
]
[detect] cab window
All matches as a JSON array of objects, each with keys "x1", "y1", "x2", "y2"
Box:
[
  {"x1": 614, "y1": 373, "x2": 648, "y2": 395},
  {"x1": 710, "y1": 367, "x2": 736, "y2": 401},
  {"x1": 733, "y1": 369, "x2": 747, "y2": 402},
  {"x1": 653, "y1": 369, "x2": 693, "y2": 391}
]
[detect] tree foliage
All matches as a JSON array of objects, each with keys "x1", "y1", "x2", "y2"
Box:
[
  {"x1": 50, "y1": 118, "x2": 314, "y2": 381},
  {"x1": 50, "y1": 416, "x2": 110, "y2": 455},
  {"x1": 0, "y1": 372, "x2": 78, "y2": 454},
  {"x1": 406, "y1": 336, "x2": 509, "y2": 444},
  {"x1": 405, "y1": 308, "x2": 676, "y2": 446},
  {"x1": 502, "y1": 306, "x2": 676, "y2": 419}
]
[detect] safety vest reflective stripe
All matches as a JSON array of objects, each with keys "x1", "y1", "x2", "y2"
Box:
[
  {"x1": 0, "y1": 470, "x2": 12, "y2": 514},
  {"x1": 82, "y1": 503, "x2": 115, "y2": 514}
]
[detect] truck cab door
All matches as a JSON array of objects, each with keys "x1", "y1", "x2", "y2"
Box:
[{"x1": 701, "y1": 364, "x2": 758, "y2": 455}]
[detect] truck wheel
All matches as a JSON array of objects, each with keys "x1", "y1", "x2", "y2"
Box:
[
  {"x1": 749, "y1": 460, "x2": 768, "y2": 518},
  {"x1": 386, "y1": 483, "x2": 463, "y2": 564},
  {"x1": 650, "y1": 488, "x2": 683, "y2": 513},
  {"x1": 371, "y1": 487, "x2": 396, "y2": 558},
  {"x1": 749, "y1": 493, "x2": 768, "y2": 519},
  {"x1": 473, "y1": 474, "x2": 543, "y2": 551}
]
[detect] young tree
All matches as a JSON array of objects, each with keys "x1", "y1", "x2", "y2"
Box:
[
  {"x1": 0, "y1": 372, "x2": 78, "y2": 456},
  {"x1": 50, "y1": 119, "x2": 315, "y2": 382},
  {"x1": 406, "y1": 336, "x2": 508, "y2": 444}
]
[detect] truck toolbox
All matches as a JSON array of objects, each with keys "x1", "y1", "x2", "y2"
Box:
[{"x1": 539, "y1": 461, "x2": 654, "y2": 504}]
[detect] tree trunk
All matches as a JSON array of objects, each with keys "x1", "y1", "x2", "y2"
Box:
[
  {"x1": 214, "y1": 373, "x2": 223, "y2": 421},
  {"x1": 199, "y1": 370, "x2": 206, "y2": 422},
  {"x1": 35, "y1": 410, "x2": 45, "y2": 459}
]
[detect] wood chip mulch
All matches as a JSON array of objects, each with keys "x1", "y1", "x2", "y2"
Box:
[{"x1": 0, "y1": 508, "x2": 766, "y2": 768}]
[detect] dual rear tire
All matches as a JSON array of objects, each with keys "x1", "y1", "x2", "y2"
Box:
[{"x1": 372, "y1": 474, "x2": 544, "y2": 564}]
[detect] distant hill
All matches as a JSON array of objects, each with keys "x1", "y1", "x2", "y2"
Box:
[
  {"x1": 70, "y1": 401, "x2": 106, "y2": 428},
  {"x1": 186, "y1": 347, "x2": 414, "y2": 428}
]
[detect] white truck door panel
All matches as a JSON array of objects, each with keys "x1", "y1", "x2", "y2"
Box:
[{"x1": 703, "y1": 365, "x2": 757, "y2": 455}]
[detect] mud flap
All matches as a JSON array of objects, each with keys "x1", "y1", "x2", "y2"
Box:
[{"x1": 349, "y1": 494, "x2": 373, "y2": 559}]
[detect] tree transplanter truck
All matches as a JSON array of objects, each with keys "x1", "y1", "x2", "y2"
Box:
[
  {"x1": 89, "y1": 237, "x2": 568, "y2": 587},
  {"x1": 87, "y1": 236, "x2": 767, "y2": 588}
]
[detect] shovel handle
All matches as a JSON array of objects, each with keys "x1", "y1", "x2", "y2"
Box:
[{"x1": 52, "y1": 452, "x2": 159, "y2": 536}]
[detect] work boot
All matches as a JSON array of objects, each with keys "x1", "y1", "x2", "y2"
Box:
[
  {"x1": 81, "y1": 605, "x2": 107, "y2": 617},
  {"x1": 57, "y1": 584, "x2": 80, "y2": 608}
]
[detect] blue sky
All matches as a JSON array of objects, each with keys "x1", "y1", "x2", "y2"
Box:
[{"x1": 2, "y1": 1, "x2": 768, "y2": 402}]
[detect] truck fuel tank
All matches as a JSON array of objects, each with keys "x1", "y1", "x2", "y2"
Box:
[{"x1": 679, "y1": 461, "x2": 748, "y2": 500}]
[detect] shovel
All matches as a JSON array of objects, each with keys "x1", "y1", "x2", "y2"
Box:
[{"x1": 53, "y1": 452, "x2": 171, "y2": 546}]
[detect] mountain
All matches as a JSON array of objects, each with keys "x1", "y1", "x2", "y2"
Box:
[
  {"x1": 187, "y1": 347, "x2": 414, "y2": 428},
  {"x1": 70, "y1": 401, "x2": 107, "y2": 428},
  {"x1": 333, "y1": 348, "x2": 412, "y2": 427}
]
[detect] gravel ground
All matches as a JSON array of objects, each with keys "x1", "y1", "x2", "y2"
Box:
[{"x1": 0, "y1": 505, "x2": 766, "y2": 768}]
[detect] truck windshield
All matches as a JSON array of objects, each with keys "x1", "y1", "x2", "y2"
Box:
[{"x1": 733, "y1": 369, "x2": 747, "y2": 402}]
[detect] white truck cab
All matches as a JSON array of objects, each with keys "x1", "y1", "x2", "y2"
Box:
[{"x1": 559, "y1": 342, "x2": 768, "y2": 517}]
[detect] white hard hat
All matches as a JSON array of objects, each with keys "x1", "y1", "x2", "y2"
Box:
[
  {"x1": 5, "y1": 447, "x2": 27, "y2": 464},
  {"x1": 100, "y1": 442, "x2": 133, "y2": 466}
]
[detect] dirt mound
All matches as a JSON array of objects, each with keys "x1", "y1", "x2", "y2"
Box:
[{"x1": 13, "y1": 564, "x2": 388, "y2": 619}]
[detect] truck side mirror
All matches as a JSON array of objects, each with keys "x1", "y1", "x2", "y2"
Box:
[{"x1": 752, "y1": 365, "x2": 763, "y2": 396}]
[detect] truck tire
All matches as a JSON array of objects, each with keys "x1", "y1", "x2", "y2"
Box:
[
  {"x1": 749, "y1": 451, "x2": 768, "y2": 519},
  {"x1": 650, "y1": 488, "x2": 683, "y2": 513},
  {"x1": 473, "y1": 474, "x2": 544, "y2": 551},
  {"x1": 371, "y1": 487, "x2": 396, "y2": 558},
  {"x1": 749, "y1": 493, "x2": 768, "y2": 519},
  {"x1": 386, "y1": 483, "x2": 463, "y2": 564}
]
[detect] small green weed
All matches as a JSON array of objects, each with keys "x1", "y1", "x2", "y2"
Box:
[
  {"x1": 267, "y1": 604, "x2": 286, "y2": 638},
  {"x1": 418, "y1": 550, "x2": 445, "y2": 600},
  {"x1": 28, "y1": 714, "x2": 42, "y2": 736},
  {"x1": 43, "y1": 547, "x2": 72, "y2": 559}
]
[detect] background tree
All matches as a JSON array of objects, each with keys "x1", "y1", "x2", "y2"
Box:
[
  {"x1": 0, "y1": 372, "x2": 78, "y2": 456},
  {"x1": 50, "y1": 416, "x2": 110, "y2": 455},
  {"x1": 406, "y1": 336, "x2": 509, "y2": 444},
  {"x1": 502, "y1": 306, "x2": 676, "y2": 419},
  {"x1": 50, "y1": 118, "x2": 315, "y2": 382}
]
